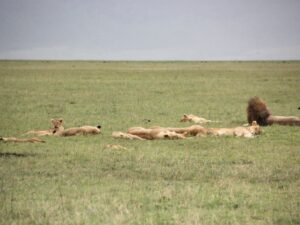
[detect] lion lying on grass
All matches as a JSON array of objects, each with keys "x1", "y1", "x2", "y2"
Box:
[
  {"x1": 112, "y1": 131, "x2": 145, "y2": 140},
  {"x1": 113, "y1": 121, "x2": 261, "y2": 140},
  {"x1": 180, "y1": 114, "x2": 218, "y2": 124},
  {"x1": 112, "y1": 121, "x2": 261, "y2": 140},
  {"x1": 207, "y1": 121, "x2": 261, "y2": 138},
  {"x1": 0, "y1": 136, "x2": 45, "y2": 143},
  {"x1": 25, "y1": 118, "x2": 63, "y2": 136},
  {"x1": 127, "y1": 127, "x2": 186, "y2": 140},
  {"x1": 247, "y1": 97, "x2": 300, "y2": 126},
  {"x1": 52, "y1": 119, "x2": 101, "y2": 137},
  {"x1": 161, "y1": 125, "x2": 206, "y2": 136},
  {"x1": 151, "y1": 122, "x2": 261, "y2": 138},
  {"x1": 113, "y1": 127, "x2": 186, "y2": 140}
]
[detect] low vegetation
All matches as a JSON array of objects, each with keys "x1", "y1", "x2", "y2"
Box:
[{"x1": 0, "y1": 61, "x2": 299, "y2": 224}]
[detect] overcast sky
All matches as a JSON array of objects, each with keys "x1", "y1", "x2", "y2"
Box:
[{"x1": 0, "y1": 0, "x2": 300, "y2": 60}]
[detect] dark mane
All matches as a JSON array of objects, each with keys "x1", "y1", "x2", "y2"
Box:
[{"x1": 247, "y1": 97, "x2": 271, "y2": 126}]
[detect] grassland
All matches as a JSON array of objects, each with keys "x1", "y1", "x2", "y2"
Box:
[{"x1": 0, "y1": 60, "x2": 299, "y2": 225}]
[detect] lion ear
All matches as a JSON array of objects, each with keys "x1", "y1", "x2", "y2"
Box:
[
  {"x1": 252, "y1": 121, "x2": 258, "y2": 126},
  {"x1": 183, "y1": 114, "x2": 188, "y2": 118},
  {"x1": 59, "y1": 118, "x2": 63, "y2": 123}
]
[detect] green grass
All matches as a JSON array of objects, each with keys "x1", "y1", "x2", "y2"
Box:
[{"x1": 0, "y1": 60, "x2": 299, "y2": 225}]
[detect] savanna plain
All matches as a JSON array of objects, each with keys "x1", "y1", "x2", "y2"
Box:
[{"x1": 0, "y1": 61, "x2": 299, "y2": 225}]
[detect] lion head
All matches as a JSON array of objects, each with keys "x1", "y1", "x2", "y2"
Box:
[
  {"x1": 51, "y1": 118, "x2": 63, "y2": 129},
  {"x1": 247, "y1": 97, "x2": 271, "y2": 126},
  {"x1": 249, "y1": 121, "x2": 262, "y2": 135}
]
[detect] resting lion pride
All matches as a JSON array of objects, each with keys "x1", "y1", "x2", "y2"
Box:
[
  {"x1": 247, "y1": 97, "x2": 300, "y2": 126},
  {"x1": 113, "y1": 121, "x2": 261, "y2": 140}
]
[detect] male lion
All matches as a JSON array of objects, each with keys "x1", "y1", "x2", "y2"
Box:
[{"x1": 247, "y1": 97, "x2": 300, "y2": 126}]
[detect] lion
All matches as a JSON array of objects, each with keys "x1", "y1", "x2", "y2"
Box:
[
  {"x1": 157, "y1": 125, "x2": 207, "y2": 137},
  {"x1": 127, "y1": 125, "x2": 207, "y2": 137},
  {"x1": 125, "y1": 127, "x2": 186, "y2": 140},
  {"x1": 180, "y1": 114, "x2": 218, "y2": 124},
  {"x1": 112, "y1": 131, "x2": 145, "y2": 140},
  {"x1": 247, "y1": 97, "x2": 300, "y2": 126},
  {"x1": 0, "y1": 136, "x2": 45, "y2": 143},
  {"x1": 25, "y1": 118, "x2": 63, "y2": 136},
  {"x1": 152, "y1": 129, "x2": 186, "y2": 140},
  {"x1": 207, "y1": 121, "x2": 261, "y2": 138},
  {"x1": 53, "y1": 119, "x2": 101, "y2": 137}
]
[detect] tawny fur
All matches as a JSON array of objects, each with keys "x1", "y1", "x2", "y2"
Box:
[
  {"x1": 207, "y1": 121, "x2": 262, "y2": 138},
  {"x1": 161, "y1": 125, "x2": 207, "y2": 137},
  {"x1": 25, "y1": 118, "x2": 63, "y2": 136},
  {"x1": 0, "y1": 137, "x2": 45, "y2": 143},
  {"x1": 180, "y1": 114, "x2": 217, "y2": 124},
  {"x1": 247, "y1": 97, "x2": 300, "y2": 126},
  {"x1": 127, "y1": 127, "x2": 186, "y2": 140},
  {"x1": 53, "y1": 120, "x2": 101, "y2": 137},
  {"x1": 112, "y1": 131, "x2": 145, "y2": 140}
]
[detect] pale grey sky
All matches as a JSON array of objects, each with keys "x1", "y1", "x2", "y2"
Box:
[{"x1": 0, "y1": 0, "x2": 300, "y2": 60}]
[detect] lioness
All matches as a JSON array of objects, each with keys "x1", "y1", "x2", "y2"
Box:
[
  {"x1": 207, "y1": 121, "x2": 261, "y2": 138},
  {"x1": 25, "y1": 118, "x2": 63, "y2": 136},
  {"x1": 180, "y1": 114, "x2": 217, "y2": 124},
  {"x1": 0, "y1": 136, "x2": 45, "y2": 143},
  {"x1": 164, "y1": 125, "x2": 207, "y2": 136},
  {"x1": 112, "y1": 131, "x2": 145, "y2": 140},
  {"x1": 52, "y1": 119, "x2": 101, "y2": 137},
  {"x1": 125, "y1": 127, "x2": 186, "y2": 140},
  {"x1": 127, "y1": 125, "x2": 207, "y2": 137}
]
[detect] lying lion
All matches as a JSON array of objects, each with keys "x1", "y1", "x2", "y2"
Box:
[
  {"x1": 247, "y1": 97, "x2": 300, "y2": 126},
  {"x1": 112, "y1": 131, "x2": 145, "y2": 140},
  {"x1": 161, "y1": 125, "x2": 206, "y2": 136},
  {"x1": 113, "y1": 127, "x2": 186, "y2": 140},
  {"x1": 125, "y1": 125, "x2": 207, "y2": 139},
  {"x1": 0, "y1": 136, "x2": 45, "y2": 143},
  {"x1": 180, "y1": 114, "x2": 218, "y2": 124},
  {"x1": 127, "y1": 127, "x2": 186, "y2": 140},
  {"x1": 207, "y1": 121, "x2": 261, "y2": 138},
  {"x1": 52, "y1": 119, "x2": 101, "y2": 137},
  {"x1": 25, "y1": 118, "x2": 63, "y2": 136}
]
